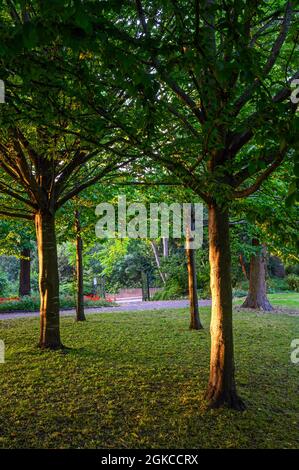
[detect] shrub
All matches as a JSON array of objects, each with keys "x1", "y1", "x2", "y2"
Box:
[
  {"x1": 59, "y1": 282, "x2": 75, "y2": 296},
  {"x1": 286, "y1": 274, "x2": 299, "y2": 293},
  {"x1": 267, "y1": 277, "x2": 290, "y2": 293},
  {"x1": 0, "y1": 270, "x2": 8, "y2": 296},
  {"x1": 285, "y1": 264, "x2": 299, "y2": 275},
  {"x1": 198, "y1": 281, "x2": 211, "y2": 299},
  {"x1": 152, "y1": 283, "x2": 186, "y2": 300},
  {"x1": 233, "y1": 277, "x2": 290, "y2": 295},
  {"x1": 231, "y1": 278, "x2": 249, "y2": 294},
  {"x1": 0, "y1": 294, "x2": 115, "y2": 313},
  {"x1": 0, "y1": 295, "x2": 40, "y2": 312},
  {"x1": 232, "y1": 289, "x2": 248, "y2": 298}
]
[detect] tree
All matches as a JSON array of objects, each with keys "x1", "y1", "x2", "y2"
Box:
[
  {"x1": 241, "y1": 239, "x2": 273, "y2": 311},
  {"x1": 0, "y1": 2, "x2": 141, "y2": 348},
  {"x1": 0, "y1": 127, "x2": 133, "y2": 348},
  {"x1": 234, "y1": 166, "x2": 299, "y2": 306},
  {"x1": 100, "y1": 0, "x2": 299, "y2": 409},
  {"x1": 1, "y1": 0, "x2": 298, "y2": 407}
]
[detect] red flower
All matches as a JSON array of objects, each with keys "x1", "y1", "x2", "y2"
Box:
[
  {"x1": 0, "y1": 297, "x2": 20, "y2": 303},
  {"x1": 84, "y1": 294, "x2": 101, "y2": 301}
]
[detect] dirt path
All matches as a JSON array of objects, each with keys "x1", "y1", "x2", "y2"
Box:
[
  {"x1": 0, "y1": 299, "x2": 298, "y2": 321},
  {"x1": 0, "y1": 299, "x2": 211, "y2": 321}
]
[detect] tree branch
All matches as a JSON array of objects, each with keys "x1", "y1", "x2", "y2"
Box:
[
  {"x1": 233, "y1": 2, "x2": 293, "y2": 115},
  {"x1": 0, "y1": 183, "x2": 37, "y2": 209},
  {"x1": 0, "y1": 208, "x2": 34, "y2": 220},
  {"x1": 232, "y1": 151, "x2": 286, "y2": 199},
  {"x1": 56, "y1": 158, "x2": 134, "y2": 209}
]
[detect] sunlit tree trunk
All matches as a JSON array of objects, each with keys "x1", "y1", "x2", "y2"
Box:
[
  {"x1": 35, "y1": 210, "x2": 62, "y2": 349},
  {"x1": 75, "y1": 209, "x2": 86, "y2": 321},
  {"x1": 19, "y1": 246, "x2": 31, "y2": 297},
  {"x1": 205, "y1": 203, "x2": 245, "y2": 410},
  {"x1": 241, "y1": 239, "x2": 273, "y2": 311}
]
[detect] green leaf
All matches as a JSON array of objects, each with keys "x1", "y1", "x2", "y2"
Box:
[{"x1": 22, "y1": 24, "x2": 39, "y2": 49}]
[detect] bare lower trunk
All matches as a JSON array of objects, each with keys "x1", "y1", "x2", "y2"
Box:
[
  {"x1": 19, "y1": 247, "x2": 31, "y2": 297},
  {"x1": 35, "y1": 211, "x2": 62, "y2": 349},
  {"x1": 186, "y1": 228, "x2": 203, "y2": 330},
  {"x1": 75, "y1": 210, "x2": 86, "y2": 321},
  {"x1": 205, "y1": 203, "x2": 245, "y2": 410},
  {"x1": 241, "y1": 240, "x2": 273, "y2": 311},
  {"x1": 141, "y1": 271, "x2": 150, "y2": 301}
]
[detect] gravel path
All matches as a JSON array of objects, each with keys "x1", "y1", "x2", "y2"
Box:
[{"x1": 0, "y1": 299, "x2": 212, "y2": 321}]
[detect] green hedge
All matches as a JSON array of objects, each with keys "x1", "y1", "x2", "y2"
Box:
[
  {"x1": 0, "y1": 295, "x2": 115, "y2": 313},
  {"x1": 286, "y1": 274, "x2": 299, "y2": 293}
]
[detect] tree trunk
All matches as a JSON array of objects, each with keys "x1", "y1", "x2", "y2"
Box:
[
  {"x1": 162, "y1": 237, "x2": 169, "y2": 258},
  {"x1": 75, "y1": 209, "x2": 86, "y2": 321},
  {"x1": 141, "y1": 271, "x2": 150, "y2": 301},
  {"x1": 19, "y1": 247, "x2": 31, "y2": 297},
  {"x1": 35, "y1": 210, "x2": 62, "y2": 349},
  {"x1": 186, "y1": 204, "x2": 203, "y2": 330},
  {"x1": 205, "y1": 203, "x2": 245, "y2": 410},
  {"x1": 238, "y1": 254, "x2": 249, "y2": 280},
  {"x1": 186, "y1": 236, "x2": 203, "y2": 330},
  {"x1": 241, "y1": 240, "x2": 273, "y2": 311},
  {"x1": 150, "y1": 240, "x2": 166, "y2": 284}
]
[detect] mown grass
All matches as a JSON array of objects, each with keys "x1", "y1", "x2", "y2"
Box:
[
  {"x1": 234, "y1": 291, "x2": 299, "y2": 309},
  {"x1": 0, "y1": 307, "x2": 298, "y2": 449},
  {"x1": 267, "y1": 292, "x2": 299, "y2": 309}
]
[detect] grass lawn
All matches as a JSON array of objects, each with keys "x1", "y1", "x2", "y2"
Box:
[
  {"x1": 0, "y1": 307, "x2": 298, "y2": 449},
  {"x1": 234, "y1": 291, "x2": 299, "y2": 310}
]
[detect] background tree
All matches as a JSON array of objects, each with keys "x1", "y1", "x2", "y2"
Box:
[
  {"x1": 234, "y1": 166, "x2": 299, "y2": 309},
  {"x1": 241, "y1": 239, "x2": 273, "y2": 311}
]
